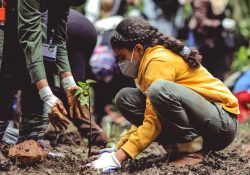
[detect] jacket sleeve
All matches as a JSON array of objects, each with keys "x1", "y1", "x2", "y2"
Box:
[
  {"x1": 18, "y1": 0, "x2": 46, "y2": 83},
  {"x1": 47, "y1": 4, "x2": 71, "y2": 74},
  {"x1": 18, "y1": 0, "x2": 71, "y2": 83},
  {"x1": 119, "y1": 59, "x2": 175, "y2": 159},
  {"x1": 0, "y1": 28, "x2": 4, "y2": 72}
]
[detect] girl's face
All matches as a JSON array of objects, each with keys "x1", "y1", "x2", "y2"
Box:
[
  {"x1": 113, "y1": 44, "x2": 144, "y2": 63},
  {"x1": 113, "y1": 44, "x2": 144, "y2": 79}
]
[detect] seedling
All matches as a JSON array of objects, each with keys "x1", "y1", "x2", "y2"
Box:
[{"x1": 75, "y1": 79, "x2": 96, "y2": 157}]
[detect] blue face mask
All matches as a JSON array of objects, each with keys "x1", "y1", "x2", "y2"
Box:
[{"x1": 118, "y1": 49, "x2": 140, "y2": 79}]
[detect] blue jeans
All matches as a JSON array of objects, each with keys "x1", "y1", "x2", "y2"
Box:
[{"x1": 115, "y1": 80, "x2": 237, "y2": 151}]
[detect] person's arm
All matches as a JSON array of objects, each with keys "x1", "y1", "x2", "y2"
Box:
[
  {"x1": 46, "y1": 4, "x2": 89, "y2": 120},
  {"x1": 18, "y1": 0, "x2": 47, "y2": 83},
  {"x1": 47, "y1": 4, "x2": 71, "y2": 75},
  {"x1": 18, "y1": 0, "x2": 70, "y2": 130}
]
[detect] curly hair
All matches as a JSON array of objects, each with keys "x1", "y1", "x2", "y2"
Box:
[{"x1": 110, "y1": 18, "x2": 202, "y2": 68}]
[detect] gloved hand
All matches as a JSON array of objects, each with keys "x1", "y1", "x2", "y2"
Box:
[
  {"x1": 62, "y1": 76, "x2": 89, "y2": 120},
  {"x1": 39, "y1": 86, "x2": 69, "y2": 130},
  {"x1": 86, "y1": 152, "x2": 121, "y2": 173},
  {"x1": 99, "y1": 147, "x2": 117, "y2": 154}
]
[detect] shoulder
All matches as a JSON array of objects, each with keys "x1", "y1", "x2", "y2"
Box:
[{"x1": 144, "y1": 45, "x2": 186, "y2": 66}]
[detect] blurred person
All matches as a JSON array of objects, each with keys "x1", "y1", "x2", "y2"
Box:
[
  {"x1": 188, "y1": 0, "x2": 235, "y2": 80},
  {"x1": 85, "y1": 0, "x2": 125, "y2": 23},
  {"x1": 143, "y1": 0, "x2": 186, "y2": 37},
  {"x1": 233, "y1": 68, "x2": 250, "y2": 123},
  {"x1": 87, "y1": 18, "x2": 239, "y2": 172},
  {"x1": 85, "y1": 0, "x2": 140, "y2": 23}
]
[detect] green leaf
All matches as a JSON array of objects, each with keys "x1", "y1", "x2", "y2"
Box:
[
  {"x1": 78, "y1": 81, "x2": 87, "y2": 89},
  {"x1": 83, "y1": 86, "x2": 90, "y2": 91},
  {"x1": 86, "y1": 79, "x2": 97, "y2": 84},
  {"x1": 79, "y1": 96, "x2": 88, "y2": 106},
  {"x1": 75, "y1": 89, "x2": 83, "y2": 96}
]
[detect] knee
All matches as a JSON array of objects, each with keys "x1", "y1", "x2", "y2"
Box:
[
  {"x1": 149, "y1": 80, "x2": 175, "y2": 102},
  {"x1": 115, "y1": 88, "x2": 133, "y2": 108}
]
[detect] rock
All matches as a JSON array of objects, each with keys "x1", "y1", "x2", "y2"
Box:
[{"x1": 8, "y1": 140, "x2": 48, "y2": 164}]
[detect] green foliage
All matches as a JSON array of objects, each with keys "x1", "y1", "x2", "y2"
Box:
[
  {"x1": 103, "y1": 122, "x2": 128, "y2": 148},
  {"x1": 229, "y1": 0, "x2": 250, "y2": 42},
  {"x1": 237, "y1": 0, "x2": 250, "y2": 40},
  {"x1": 232, "y1": 46, "x2": 250, "y2": 71},
  {"x1": 75, "y1": 79, "x2": 96, "y2": 106}
]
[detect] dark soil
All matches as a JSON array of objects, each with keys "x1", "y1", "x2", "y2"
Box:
[{"x1": 1, "y1": 124, "x2": 250, "y2": 175}]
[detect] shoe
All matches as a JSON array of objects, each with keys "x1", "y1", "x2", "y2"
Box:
[{"x1": 169, "y1": 151, "x2": 204, "y2": 166}]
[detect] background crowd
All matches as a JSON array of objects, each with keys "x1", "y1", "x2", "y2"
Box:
[{"x1": 76, "y1": 0, "x2": 250, "y2": 128}]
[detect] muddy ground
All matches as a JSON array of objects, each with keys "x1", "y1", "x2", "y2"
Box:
[{"x1": 1, "y1": 123, "x2": 250, "y2": 175}]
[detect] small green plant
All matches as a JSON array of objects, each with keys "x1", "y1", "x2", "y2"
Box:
[
  {"x1": 75, "y1": 79, "x2": 96, "y2": 157},
  {"x1": 103, "y1": 122, "x2": 128, "y2": 148}
]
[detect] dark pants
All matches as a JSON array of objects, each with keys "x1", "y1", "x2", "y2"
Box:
[
  {"x1": 115, "y1": 80, "x2": 238, "y2": 151},
  {"x1": 0, "y1": 75, "x2": 49, "y2": 141}
]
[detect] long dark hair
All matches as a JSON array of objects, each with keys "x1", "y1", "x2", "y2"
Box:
[{"x1": 110, "y1": 18, "x2": 202, "y2": 68}]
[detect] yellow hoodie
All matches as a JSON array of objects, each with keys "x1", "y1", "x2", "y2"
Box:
[{"x1": 116, "y1": 45, "x2": 239, "y2": 159}]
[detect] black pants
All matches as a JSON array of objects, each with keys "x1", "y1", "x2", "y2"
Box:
[{"x1": 115, "y1": 80, "x2": 238, "y2": 151}]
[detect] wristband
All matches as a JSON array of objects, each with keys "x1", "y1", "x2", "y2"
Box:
[
  {"x1": 39, "y1": 86, "x2": 53, "y2": 101},
  {"x1": 61, "y1": 76, "x2": 77, "y2": 90}
]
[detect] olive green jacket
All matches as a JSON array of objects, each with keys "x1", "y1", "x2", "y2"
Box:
[{"x1": 0, "y1": 0, "x2": 71, "y2": 84}]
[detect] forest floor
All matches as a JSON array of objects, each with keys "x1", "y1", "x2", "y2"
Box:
[{"x1": 1, "y1": 123, "x2": 250, "y2": 175}]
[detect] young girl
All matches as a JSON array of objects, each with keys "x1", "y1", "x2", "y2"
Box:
[{"x1": 87, "y1": 17, "x2": 239, "y2": 172}]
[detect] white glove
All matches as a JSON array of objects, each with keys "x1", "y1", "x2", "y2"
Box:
[
  {"x1": 61, "y1": 76, "x2": 77, "y2": 90},
  {"x1": 39, "y1": 86, "x2": 69, "y2": 130},
  {"x1": 39, "y1": 86, "x2": 60, "y2": 114},
  {"x1": 99, "y1": 147, "x2": 117, "y2": 154},
  {"x1": 222, "y1": 18, "x2": 236, "y2": 31},
  {"x1": 87, "y1": 152, "x2": 121, "y2": 173}
]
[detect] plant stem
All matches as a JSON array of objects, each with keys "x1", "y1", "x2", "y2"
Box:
[{"x1": 87, "y1": 88, "x2": 92, "y2": 157}]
